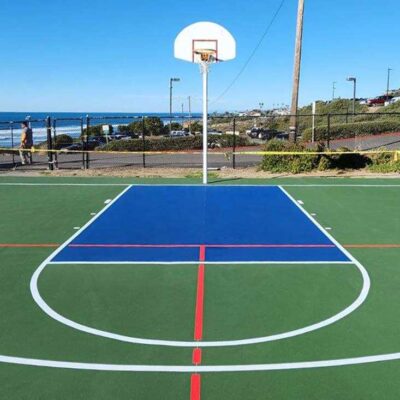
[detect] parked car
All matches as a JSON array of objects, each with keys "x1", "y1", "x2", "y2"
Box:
[
  {"x1": 275, "y1": 132, "x2": 289, "y2": 141},
  {"x1": 388, "y1": 96, "x2": 400, "y2": 105},
  {"x1": 208, "y1": 129, "x2": 223, "y2": 135},
  {"x1": 59, "y1": 143, "x2": 83, "y2": 153},
  {"x1": 169, "y1": 130, "x2": 188, "y2": 137},
  {"x1": 367, "y1": 95, "x2": 392, "y2": 106},
  {"x1": 247, "y1": 127, "x2": 278, "y2": 140}
]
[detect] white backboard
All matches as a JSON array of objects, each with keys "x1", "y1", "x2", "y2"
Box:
[{"x1": 174, "y1": 21, "x2": 236, "y2": 63}]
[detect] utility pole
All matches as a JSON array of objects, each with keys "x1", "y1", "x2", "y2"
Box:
[
  {"x1": 181, "y1": 103, "x2": 184, "y2": 126},
  {"x1": 387, "y1": 68, "x2": 392, "y2": 102},
  {"x1": 332, "y1": 81, "x2": 337, "y2": 100},
  {"x1": 188, "y1": 96, "x2": 192, "y2": 135},
  {"x1": 289, "y1": 0, "x2": 305, "y2": 142},
  {"x1": 169, "y1": 77, "x2": 180, "y2": 134}
]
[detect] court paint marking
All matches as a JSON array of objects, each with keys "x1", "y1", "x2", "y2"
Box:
[
  {"x1": 2, "y1": 351, "x2": 400, "y2": 372},
  {"x1": 191, "y1": 246, "x2": 205, "y2": 400},
  {"x1": 47, "y1": 260, "x2": 354, "y2": 265},
  {"x1": 194, "y1": 246, "x2": 206, "y2": 341},
  {"x1": 30, "y1": 185, "x2": 370, "y2": 348},
  {"x1": 0, "y1": 183, "x2": 131, "y2": 186},
  {"x1": 1, "y1": 182, "x2": 400, "y2": 188},
  {"x1": 0, "y1": 244, "x2": 59, "y2": 248},
  {"x1": 190, "y1": 374, "x2": 201, "y2": 400},
  {"x1": 67, "y1": 243, "x2": 337, "y2": 249}
]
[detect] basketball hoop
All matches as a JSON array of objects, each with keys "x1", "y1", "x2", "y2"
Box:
[
  {"x1": 174, "y1": 22, "x2": 236, "y2": 185},
  {"x1": 194, "y1": 49, "x2": 217, "y2": 63}
]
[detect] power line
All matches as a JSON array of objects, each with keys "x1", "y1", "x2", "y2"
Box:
[{"x1": 211, "y1": 0, "x2": 286, "y2": 105}]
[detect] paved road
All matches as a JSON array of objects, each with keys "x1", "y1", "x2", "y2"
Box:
[
  {"x1": 326, "y1": 132, "x2": 400, "y2": 151},
  {"x1": 0, "y1": 151, "x2": 262, "y2": 171}
]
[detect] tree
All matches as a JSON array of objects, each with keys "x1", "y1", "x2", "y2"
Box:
[
  {"x1": 190, "y1": 121, "x2": 203, "y2": 134},
  {"x1": 170, "y1": 122, "x2": 183, "y2": 131},
  {"x1": 82, "y1": 124, "x2": 113, "y2": 137},
  {"x1": 120, "y1": 117, "x2": 166, "y2": 136}
]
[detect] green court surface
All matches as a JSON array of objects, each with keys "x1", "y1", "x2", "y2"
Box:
[{"x1": 0, "y1": 176, "x2": 400, "y2": 399}]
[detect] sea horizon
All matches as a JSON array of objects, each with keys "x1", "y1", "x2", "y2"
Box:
[{"x1": 0, "y1": 111, "x2": 202, "y2": 148}]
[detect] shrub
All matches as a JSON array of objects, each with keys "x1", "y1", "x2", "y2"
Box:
[
  {"x1": 303, "y1": 120, "x2": 400, "y2": 142},
  {"x1": 260, "y1": 140, "x2": 321, "y2": 174},
  {"x1": 82, "y1": 124, "x2": 113, "y2": 137},
  {"x1": 368, "y1": 151, "x2": 400, "y2": 173},
  {"x1": 99, "y1": 134, "x2": 252, "y2": 152},
  {"x1": 54, "y1": 134, "x2": 73, "y2": 149},
  {"x1": 119, "y1": 117, "x2": 166, "y2": 136},
  {"x1": 260, "y1": 142, "x2": 371, "y2": 173}
]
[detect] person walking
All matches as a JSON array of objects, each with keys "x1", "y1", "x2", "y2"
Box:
[{"x1": 19, "y1": 121, "x2": 33, "y2": 165}]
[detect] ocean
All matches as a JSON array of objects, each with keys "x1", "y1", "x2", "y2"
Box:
[{"x1": 0, "y1": 112, "x2": 200, "y2": 148}]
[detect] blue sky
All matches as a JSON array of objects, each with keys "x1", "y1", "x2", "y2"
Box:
[{"x1": 0, "y1": 0, "x2": 399, "y2": 112}]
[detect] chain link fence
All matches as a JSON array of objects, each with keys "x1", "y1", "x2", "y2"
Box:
[{"x1": 1, "y1": 112, "x2": 400, "y2": 171}]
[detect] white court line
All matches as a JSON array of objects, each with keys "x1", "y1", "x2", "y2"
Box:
[
  {"x1": 30, "y1": 185, "x2": 369, "y2": 348},
  {"x1": 0, "y1": 182, "x2": 130, "y2": 186},
  {"x1": 1, "y1": 182, "x2": 399, "y2": 187},
  {"x1": 278, "y1": 186, "x2": 370, "y2": 270},
  {"x1": 1, "y1": 351, "x2": 400, "y2": 372},
  {"x1": 48, "y1": 261, "x2": 354, "y2": 265}
]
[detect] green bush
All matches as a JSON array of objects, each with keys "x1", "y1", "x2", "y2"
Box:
[
  {"x1": 367, "y1": 151, "x2": 400, "y2": 173},
  {"x1": 82, "y1": 124, "x2": 113, "y2": 137},
  {"x1": 54, "y1": 134, "x2": 73, "y2": 149},
  {"x1": 260, "y1": 140, "x2": 321, "y2": 174},
  {"x1": 303, "y1": 120, "x2": 400, "y2": 142},
  {"x1": 99, "y1": 134, "x2": 252, "y2": 152},
  {"x1": 118, "y1": 117, "x2": 166, "y2": 136},
  {"x1": 260, "y1": 142, "x2": 372, "y2": 173}
]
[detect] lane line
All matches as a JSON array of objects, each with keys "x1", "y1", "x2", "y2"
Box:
[
  {"x1": 3, "y1": 243, "x2": 394, "y2": 250},
  {"x1": 1, "y1": 183, "x2": 399, "y2": 188},
  {"x1": 47, "y1": 261, "x2": 354, "y2": 265},
  {"x1": 0, "y1": 244, "x2": 58, "y2": 248},
  {"x1": 192, "y1": 348, "x2": 202, "y2": 365},
  {"x1": 2, "y1": 351, "x2": 400, "y2": 372},
  {"x1": 190, "y1": 374, "x2": 201, "y2": 400},
  {"x1": 191, "y1": 246, "x2": 206, "y2": 400},
  {"x1": 67, "y1": 243, "x2": 336, "y2": 249},
  {"x1": 194, "y1": 246, "x2": 206, "y2": 341},
  {"x1": 0, "y1": 183, "x2": 130, "y2": 187},
  {"x1": 344, "y1": 244, "x2": 400, "y2": 249}
]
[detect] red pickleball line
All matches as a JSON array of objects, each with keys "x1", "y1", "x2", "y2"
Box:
[
  {"x1": 194, "y1": 245, "x2": 206, "y2": 341},
  {"x1": 190, "y1": 374, "x2": 201, "y2": 400},
  {"x1": 191, "y1": 245, "x2": 206, "y2": 400}
]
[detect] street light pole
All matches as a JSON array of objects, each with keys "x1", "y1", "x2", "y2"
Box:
[
  {"x1": 169, "y1": 77, "x2": 180, "y2": 134},
  {"x1": 332, "y1": 81, "x2": 337, "y2": 100},
  {"x1": 346, "y1": 77, "x2": 357, "y2": 115},
  {"x1": 387, "y1": 68, "x2": 392, "y2": 102}
]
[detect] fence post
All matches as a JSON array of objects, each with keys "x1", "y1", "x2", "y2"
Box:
[
  {"x1": 142, "y1": 117, "x2": 146, "y2": 168},
  {"x1": 10, "y1": 122, "x2": 16, "y2": 168},
  {"x1": 85, "y1": 115, "x2": 90, "y2": 169},
  {"x1": 46, "y1": 116, "x2": 54, "y2": 170},
  {"x1": 232, "y1": 117, "x2": 236, "y2": 169},
  {"x1": 52, "y1": 119, "x2": 58, "y2": 169},
  {"x1": 327, "y1": 113, "x2": 331, "y2": 149},
  {"x1": 80, "y1": 118, "x2": 85, "y2": 169}
]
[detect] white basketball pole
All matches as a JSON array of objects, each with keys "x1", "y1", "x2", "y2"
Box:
[{"x1": 201, "y1": 63, "x2": 208, "y2": 184}]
